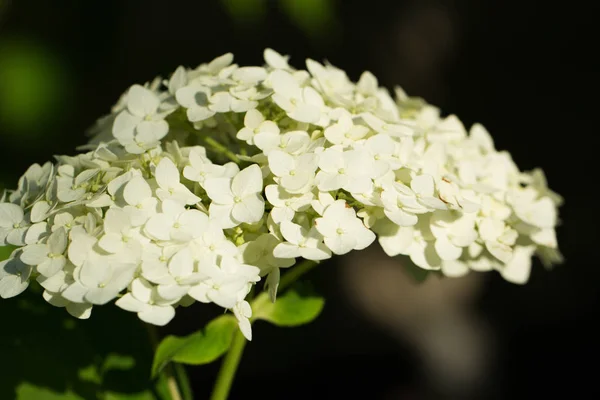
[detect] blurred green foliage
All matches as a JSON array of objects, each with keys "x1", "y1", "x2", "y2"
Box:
[
  {"x1": 0, "y1": 246, "x2": 173, "y2": 400},
  {"x1": 279, "y1": 0, "x2": 338, "y2": 39},
  {"x1": 220, "y1": 0, "x2": 340, "y2": 41},
  {"x1": 0, "y1": 38, "x2": 67, "y2": 141},
  {"x1": 221, "y1": 0, "x2": 268, "y2": 25}
]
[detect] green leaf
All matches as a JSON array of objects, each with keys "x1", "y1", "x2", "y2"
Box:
[
  {"x1": 254, "y1": 287, "x2": 324, "y2": 327},
  {"x1": 151, "y1": 315, "x2": 237, "y2": 378}
]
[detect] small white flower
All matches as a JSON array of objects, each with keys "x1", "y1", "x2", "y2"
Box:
[
  {"x1": 122, "y1": 175, "x2": 159, "y2": 226},
  {"x1": 0, "y1": 203, "x2": 29, "y2": 246},
  {"x1": 228, "y1": 86, "x2": 267, "y2": 112},
  {"x1": 530, "y1": 227, "x2": 558, "y2": 249},
  {"x1": 167, "y1": 66, "x2": 188, "y2": 96},
  {"x1": 42, "y1": 290, "x2": 93, "y2": 320},
  {"x1": 183, "y1": 148, "x2": 239, "y2": 187},
  {"x1": 478, "y1": 218, "x2": 518, "y2": 263},
  {"x1": 314, "y1": 200, "x2": 375, "y2": 255},
  {"x1": 268, "y1": 150, "x2": 318, "y2": 194},
  {"x1": 205, "y1": 164, "x2": 265, "y2": 229},
  {"x1": 324, "y1": 109, "x2": 369, "y2": 147},
  {"x1": 305, "y1": 59, "x2": 354, "y2": 105},
  {"x1": 316, "y1": 147, "x2": 374, "y2": 194},
  {"x1": 254, "y1": 130, "x2": 310, "y2": 156},
  {"x1": 373, "y1": 217, "x2": 416, "y2": 257},
  {"x1": 426, "y1": 114, "x2": 467, "y2": 142},
  {"x1": 116, "y1": 292, "x2": 175, "y2": 326},
  {"x1": 20, "y1": 227, "x2": 68, "y2": 277},
  {"x1": 113, "y1": 85, "x2": 170, "y2": 154},
  {"x1": 233, "y1": 300, "x2": 253, "y2": 340},
  {"x1": 97, "y1": 208, "x2": 145, "y2": 259},
  {"x1": 37, "y1": 262, "x2": 74, "y2": 293},
  {"x1": 145, "y1": 199, "x2": 209, "y2": 242},
  {"x1": 63, "y1": 253, "x2": 137, "y2": 306},
  {"x1": 270, "y1": 69, "x2": 327, "y2": 124},
  {"x1": 9, "y1": 162, "x2": 54, "y2": 208},
  {"x1": 360, "y1": 134, "x2": 400, "y2": 178},
  {"x1": 381, "y1": 174, "x2": 446, "y2": 226},
  {"x1": 140, "y1": 243, "x2": 178, "y2": 285},
  {"x1": 361, "y1": 112, "x2": 414, "y2": 136},
  {"x1": 155, "y1": 157, "x2": 201, "y2": 205},
  {"x1": 513, "y1": 196, "x2": 557, "y2": 230},
  {"x1": 232, "y1": 67, "x2": 267, "y2": 88},
  {"x1": 0, "y1": 256, "x2": 32, "y2": 299},
  {"x1": 496, "y1": 245, "x2": 536, "y2": 284},
  {"x1": 156, "y1": 246, "x2": 204, "y2": 302},
  {"x1": 310, "y1": 191, "x2": 335, "y2": 216},
  {"x1": 429, "y1": 211, "x2": 477, "y2": 261},
  {"x1": 193, "y1": 52, "x2": 235, "y2": 77},
  {"x1": 175, "y1": 84, "x2": 217, "y2": 122},
  {"x1": 191, "y1": 224, "x2": 238, "y2": 258},
  {"x1": 236, "y1": 109, "x2": 279, "y2": 145},
  {"x1": 188, "y1": 255, "x2": 260, "y2": 309},
  {"x1": 56, "y1": 166, "x2": 101, "y2": 204},
  {"x1": 30, "y1": 200, "x2": 52, "y2": 223},
  {"x1": 437, "y1": 176, "x2": 480, "y2": 213},
  {"x1": 274, "y1": 220, "x2": 331, "y2": 261},
  {"x1": 265, "y1": 184, "x2": 313, "y2": 213},
  {"x1": 240, "y1": 233, "x2": 295, "y2": 275},
  {"x1": 264, "y1": 48, "x2": 291, "y2": 70}
]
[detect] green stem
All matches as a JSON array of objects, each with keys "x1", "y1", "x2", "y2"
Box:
[
  {"x1": 166, "y1": 373, "x2": 183, "y2": 400},
  {"x1": 279, "y1": 259, "x2": 318, "y2": 291},
  {"x1": 145, "y1": 324, "x2": 183, "y2": 400},
  {"x1": 203, "y1": 137, "x2": 240, "y2": 164},
  {"x1": 209, "y1": 328, "x2": 248, "y2": 400},
  {"x1": 208, "y1": 259, "x2": 319, "y2": 400}
]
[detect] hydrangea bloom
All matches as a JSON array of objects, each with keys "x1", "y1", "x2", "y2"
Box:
[{"x1": 0, "y1": 49, "x2": 563, "y2": 340}]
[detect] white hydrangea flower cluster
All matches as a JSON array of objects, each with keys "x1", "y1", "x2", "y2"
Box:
[{"x1": 0, "y1": 49, "x2": 562, "y2": 340}]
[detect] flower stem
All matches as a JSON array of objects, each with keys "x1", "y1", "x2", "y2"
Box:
[
  {"x1": 279, "y1": 259, "x2": 318, "y2": 292},
  {"x1": 166, "y1": 374, "x2": 183, "y2": 400},
  {"x1": 208, "y1": 259, "x2": 319, "y2": 400},
  {"x1": 145, "y1": 323, "x2": 183, "y2": 400},
  {"x1": 203, "y1": 137, "x2": 241, "y2": 164},
  {"x1": 209, "y1": 328, "x2": 248, "y2": 400}
]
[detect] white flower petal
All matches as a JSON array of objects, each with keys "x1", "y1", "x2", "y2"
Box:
[
  {"x1": 66, "y1": 302, "x2": 93, "y2": 319},
  {"x1": 112, "y1": 111, "x2": 139, "y2": 142},
  {"x1": 155, "y1": 158, "x2": 180, "y2": 191},
  {"x1": 124, "y1": 176, "x2": 152, "y2": 206},
  {"x1": 139, "y1": 305, "x2": 176, "y2": 326},
  {"x1": 434, "y1": 236, "x2": 462, "y2": 261},
  {"x1": 116, "y1": 293, "x2": 145, "y2": 312},
  {"x1": 145, "y1": 214, "x2": 174, "y2": 241},
  {"x1": 20, "y1": 244, "x2": 48, "y2": 266},
  {"x1": 204, "y1": 178, "x2": 234, "y2": 205},
  {"x1": 127, "y1": 85, "x2": 159, "y2": 116},
  {"x1": 231, "y1": 164, "x2": 262, "y2": 197},
  {"x1": 231, "y1": 194, "x2": 264, "y2": 224},
  {"x1": 411, "y1": 174, "x2": 435, "y2": 196}
]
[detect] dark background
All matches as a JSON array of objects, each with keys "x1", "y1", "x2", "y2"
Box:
[{"x1": 0, "y1": 1, "x2": 597, "y2": 399}]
